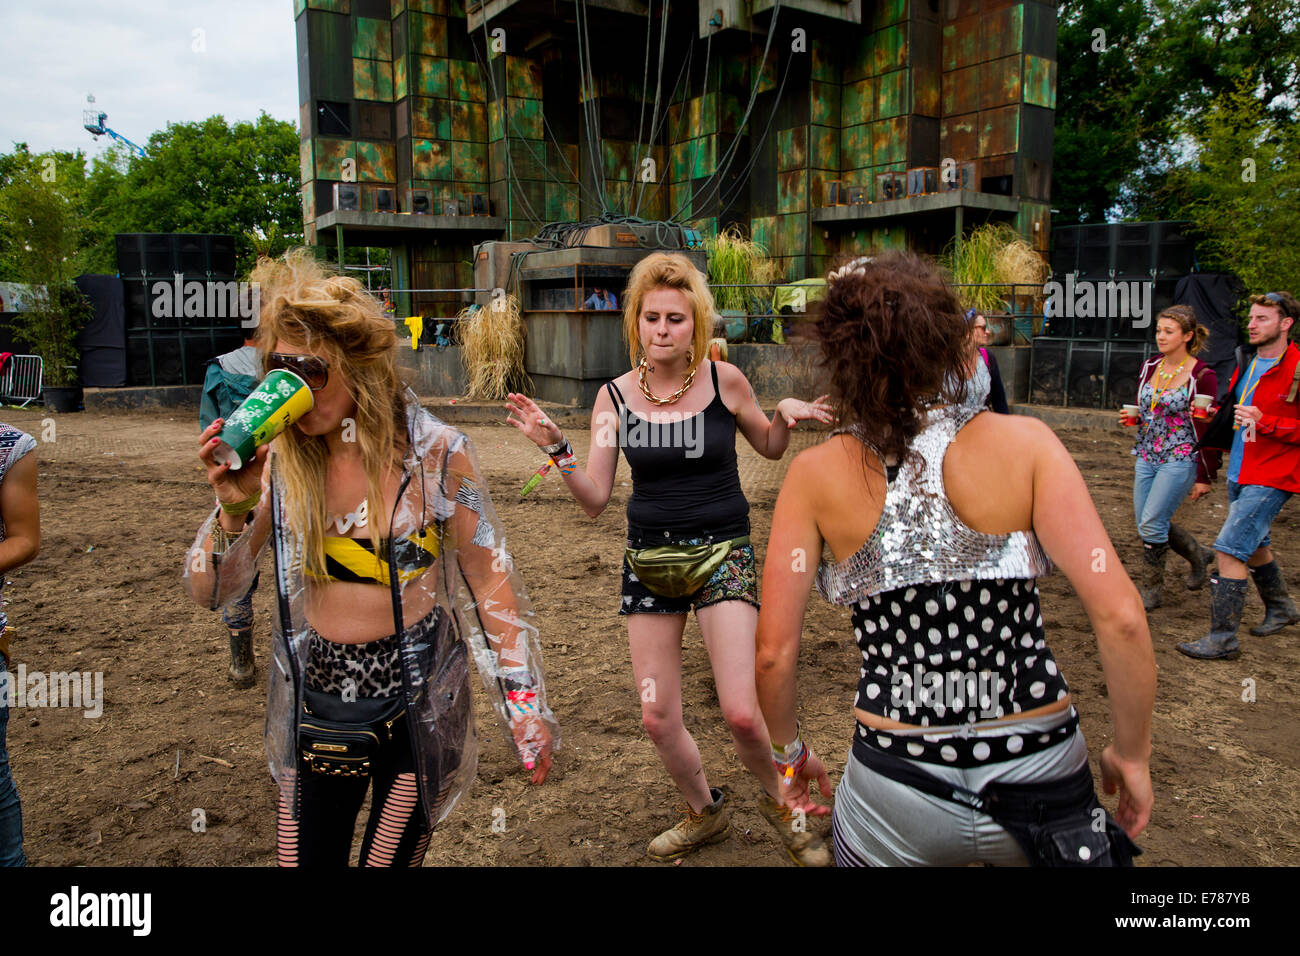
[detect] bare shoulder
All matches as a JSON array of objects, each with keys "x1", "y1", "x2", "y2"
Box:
[{"x1": 787, "y1": 433, "x2": 870, "y2": 487}]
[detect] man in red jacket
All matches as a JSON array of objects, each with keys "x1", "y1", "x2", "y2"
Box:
[{"x1": 1180, "y1": 291, "x2": 1300, "y2": 659}]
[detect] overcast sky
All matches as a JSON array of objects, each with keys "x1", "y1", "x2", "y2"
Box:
[{"x1": 0, "y1": 0, "x2": 299, "y2": 157}]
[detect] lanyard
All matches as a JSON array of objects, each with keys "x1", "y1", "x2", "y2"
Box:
[{"x1": 1235, "y1": 356, "x2": 1272, "y2": 430}]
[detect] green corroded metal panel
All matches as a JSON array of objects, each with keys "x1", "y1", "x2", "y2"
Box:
[
  {"x1": 754, "y1": 52, "x2": 777, "y2": 94},
  {"x1": 672, "y1": 183, "x2": 692, "y2": 218},
  {"x1": 943, "y1": 65, "x2": 979, "y2": 116},
  {"x1": 720, "y1": 93, "x2": 744, "y2": 134},
  {"x1": 811, "y1": 42, "x2": 837, "y2": 83},
  {"x1": 940, "y1": 113, "x2": 978, "y2": 160},
  {"x1": 979, "y1": 56, "x2": 1020, "y2": 110},
  {"x1": 978, "y1": 105, "x2": 1020, "y2": 156},
  {"x1": 412, "y1": 139, "x2": 451, "y2": 179},
  {"x1": 776, "y1": 214, "x2": 807, "y2": 260},
  {"x1": 810, "y1": 222, "x2": 836, "y2": 255},
  {"x1": 352, "y1": 18, "x2": 391, "y2": 59},
  {"x1": 871, "y1": 0, "x2": 908, "y2": 29},
  {"x1": 301, "y1": 180, "x2": 315, "y2": 222},
  {"x1": 873, "y1": 117, "x2": 907, "y2": 166},
  {"x1": 983, "y1": 5, "x2": 1023, "y2": 62},
  {"x1": 751, "y1": 215, "x2": 776, "y2": 252},
  {"x1": 841, "y1": 77, "x2": 874, "y2": 124},
  {"x1": 845, "y1": 33, "x2": 872, "y2": 84},
  {"x1": 447, "y1": 0, "x2": 464, "y2": 18},
  {"x1": 507, "y1": 139, "x2": 546, "y2": 179},
  {"x1": 877, "y1": 69, "x2": 909, "y2": 118},
  {"x1": 295, "y1": 0, "x2": 307, "y2": 16},
  {"x1": 839, "y1": 123, "x2": 872, "y2": 169},
  {"x1": 353, "y1": 57, "x2": 393, "y2": 101},
  {"x1": 449, "y1": 59, "x2": 483, "y2": 102},
  {"x1": 670, "y1": 141, "x2": 688, "y2": 183},
  {"x1": 415, "y1": 56, "x2": 448, "y2": 98},
  {"x1": 356, "y1": 140, "x2": 396, "y2": 181},
  {"x1": 721, "y1": 53, "x2": 747, "y2": 94},
  {"x1": 390, "y1": 0, "x2": 406, "y2": 14},
  {"x1": 810, "y1": 82, "x2": 840, "y2": 127},
  {"x1": 409, "y1": 0, "x2": 444, "y2": 12},
  {"x1": 1016, "y1": 200, "x2": 1051, "y2": 252},
  {"x1": 506, "y1": 56, "x2": 542, "y2": 98},
  {"x1": 308, "y1": 0, "x2": 349, "y2": 10},
  {"x1": 874, "y1": 24, "x2": 907, "y2": 75},
  {"x1": 393, "y1": 54, "x2": 408, "y2": 99},
  {"x1": 488, "y1": 100, "x2": 503, "y2": 140},
  {"x1": 942, "y1": 18, "x2": 979, "y2": 72},
  {"x1": 913, "y1": 69, "x2": 940, "y2": 118},
  {"x1": 1024, "y1": 55, "x2": 1056, "y2": 109},
  {"x1": 689, "y1": 136, "x2": 716, "y2": 179},
  {"x1": 412, "y1": 97, "x2": 450, "y2": 139},
  {"x1": 602, "y1": 140, "x2": 635, "y2": 180},
  {"x1": 452, "y1": 140, "x2": 487, "y2": 182},
  {"x1": 688, "y1": 217, "x2": 718, "y2": 240},
  {"x1": 506, "y1": 97, "x2": 543, "y2": 140},
  {"x1": 314, "y1": 137, "x2": 355, "y2": 180},
  {"x1": 776, "y1": 127, "x2": 807, "y2": 172},
  {"x1": 300, "y1": 139, "x2": 313, "y2": 183},
  {"x1": 777, "y1": 170, "x2": 806, "y2": 214},
  {"x1": 450, "y1": 100, "x2": 485, "y2": 141},
  {"x1": 809, "y1": 125, "x2": 839, "y2": 172},
  {"x1": 408, "y1": 12, "x2": 447, "y2": 56}
]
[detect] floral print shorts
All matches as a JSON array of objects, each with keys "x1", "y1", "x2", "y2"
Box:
[{"x1": 619, "y1": 539, "x2": 760, "y2": 615}]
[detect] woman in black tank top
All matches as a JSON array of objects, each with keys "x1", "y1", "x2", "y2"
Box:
[{"x1": 507, "y1": 252, "x2": 833, "y2": 864}]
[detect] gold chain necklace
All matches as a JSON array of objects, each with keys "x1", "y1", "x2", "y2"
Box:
[{"x1": 637, "y1": 357, "x2": 696, "y2": 405}]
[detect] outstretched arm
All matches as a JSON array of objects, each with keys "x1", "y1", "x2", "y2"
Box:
[
  {"x1": 755, "y1": 450, "x2": 834, "y2": 815},
  {"x1": 506, "y1": 387, "x2": 620, "y2": 518},
  {"x1": 723, "y1": 362, "x2": 833, "y2": 460}
]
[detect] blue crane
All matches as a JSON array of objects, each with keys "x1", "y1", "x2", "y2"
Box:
[{"x1": 83, "y1": 110, "x2": 148, "y2": 158}]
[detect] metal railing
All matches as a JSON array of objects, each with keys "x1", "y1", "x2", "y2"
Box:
[{"x1": 0, "y1": 354, "x2": 43, "y2": 407}]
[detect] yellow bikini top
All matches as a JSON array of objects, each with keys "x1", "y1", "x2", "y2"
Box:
[{"x1": 305, "y1": 527, "x2": 440, "y2": 586}]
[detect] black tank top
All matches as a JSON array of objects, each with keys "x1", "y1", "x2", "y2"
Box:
[{"x1": 607, "y1": 362, "x2": 749, "y2": 536}]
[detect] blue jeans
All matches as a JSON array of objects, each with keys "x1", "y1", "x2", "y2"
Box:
[
  {"x1": 1133, "y1": 457, "x2": 1198, "y2": 544},
  {"x1": 1214, "y1": 481, "x2": 1293, "y2": 562},
  {"x1": 221, "y1": 571, "x2": 259, "y2": 631},
  {"x1": 0, "y1": 664, "x2": 25, "y2": 866}
]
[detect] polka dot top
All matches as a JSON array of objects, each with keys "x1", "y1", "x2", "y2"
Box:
[{"x1": 851, "y1": 578, "x2": 1069, "y2": 727}]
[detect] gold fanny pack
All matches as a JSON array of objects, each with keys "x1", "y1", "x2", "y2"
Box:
[{"x1": 625, "y1": 536, "x2": 749, "y2": 598}]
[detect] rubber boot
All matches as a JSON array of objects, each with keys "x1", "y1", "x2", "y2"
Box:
[
  {"x1": 1248, "y1": 561, "x2": 1300, "y2": 636},
  {"x1": 228, "y1": 627, "x2": 255, "y2": 688},
  {"x1": 1138, "y1": 541, "x2": 1168, "y2": 611},
  {"x1": 1167, "y1": 523, "x2": 1215, "y2": 590},
  {"x1": 1177, "y1": 576, "x2": 1248, "y2": 660}
]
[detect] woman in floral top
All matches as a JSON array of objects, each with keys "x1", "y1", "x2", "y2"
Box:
[{"x1": 1126, "y1": 305, "x2": 1221, "y2": 610}]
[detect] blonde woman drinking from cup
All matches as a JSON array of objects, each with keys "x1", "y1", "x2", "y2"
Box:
[
  {"x1": 1126, "y1": 305, "x2": 1220, "y2": 610},
  {"x1": 506, "y1": 252, "x2": 833, "y2": 864}
]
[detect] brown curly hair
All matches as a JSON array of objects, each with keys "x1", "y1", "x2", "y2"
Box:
[
  {"x1": 809, "y1": 250, "x2": 972, "y2": 467},
  {"x1": 1155, "y1": 304, "x2": 1208, "y2": 355}
]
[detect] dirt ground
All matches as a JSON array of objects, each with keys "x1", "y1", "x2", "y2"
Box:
[{"x1": 3, "y1": 404, "x2": 1298, "y2": 867}]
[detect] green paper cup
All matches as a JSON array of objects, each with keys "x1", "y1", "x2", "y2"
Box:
[{"x1": 213, "y1": 369, "x2": 314, "y2": 469}]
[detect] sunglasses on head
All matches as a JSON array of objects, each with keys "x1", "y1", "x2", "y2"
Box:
[{"x1": 266, "y1": 352, "x2": 329, "y2": 391}]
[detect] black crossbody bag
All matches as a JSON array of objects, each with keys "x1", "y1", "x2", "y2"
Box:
[{"x1": 853, "y1": 736, "x2": 1142, "y2": 867}]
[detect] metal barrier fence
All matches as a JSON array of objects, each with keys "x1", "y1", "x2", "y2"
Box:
[{"x1": 0, "y1": 354, "x2": 43, "y2": 407}]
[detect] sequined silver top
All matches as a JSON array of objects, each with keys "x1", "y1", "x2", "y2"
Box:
[{"x1": 816, "y1": 399, "x2": 1053, "y2": 606}]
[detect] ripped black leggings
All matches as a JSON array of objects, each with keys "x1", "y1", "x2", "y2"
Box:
[{"x1": 277, "y1": 627, "x2": 431, "y2": 867}]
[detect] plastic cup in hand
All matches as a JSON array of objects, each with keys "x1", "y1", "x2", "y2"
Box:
[
  {"x1": 1121, "y1": 404, "x2": 1140, "y2": 427},
  {"x1": 212, "y1": 369, "x2": 314, "y2": 469},
  {"x1": 1192, "y1": 395, "x2": 1212, "y2": 420}
]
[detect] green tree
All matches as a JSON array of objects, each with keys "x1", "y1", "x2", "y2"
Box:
[
  {"x1": 0, "y1": 161, "x2": 92, "y2": 387},
  {"x1": 1161, "y1": 76, "x2": 1300, "y2": 292},
  {"x1": 85, "y1": 113, "x2": 302, "y2": 276}
]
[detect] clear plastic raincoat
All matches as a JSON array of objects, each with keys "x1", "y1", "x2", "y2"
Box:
[{"x1": 182, "y1": 391, "x2": 559, "y2": 828}]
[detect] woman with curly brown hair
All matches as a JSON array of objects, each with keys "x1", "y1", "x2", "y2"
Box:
[
  {"x1": 755, "y1": 251, "x2": 1155, "y2": 866},
  {"x1": 506, "y1": 251, "x2": 833, "y2": 865},
  {"x1": 182, "y1": 251, "x2": 557, "y2": 866}
]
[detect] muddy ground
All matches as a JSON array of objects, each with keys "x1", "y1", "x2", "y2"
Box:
[{"x1": 3, "y1": 406, "x2": 1297, "y2": 866}]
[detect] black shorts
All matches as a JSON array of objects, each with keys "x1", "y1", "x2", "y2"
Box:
[{"x1": 619, "y1": 536, "x2": 760, "y2": 615}]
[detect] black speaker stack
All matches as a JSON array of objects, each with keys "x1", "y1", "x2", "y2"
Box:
[
  {"x1": 1032, "y1": 222, "x2": 1197, "y2": 408},
  {"x1": 115, "y1": 233, "x2": 245, "y2": 388}
]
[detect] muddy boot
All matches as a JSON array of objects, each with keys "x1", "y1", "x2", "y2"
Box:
[
  {"x1": 1177, "y1": 576, "x2": 1247, "y2": 660},
  {"x1": 647, "y1": 787, "x2": 730, "y2": 861},
  {"x1": 227, "y1": 627, "x2": 255, "y2": 688},
  {"x1": 1248, "y1": 561, "x2": 1300, "y2": 636},
  {"x1": 1139, "y1": 541, "x2": 1168, "y2": 611},
  {"x1": 1168, "y1": 524, "x2": 1215, "y2": 591},
  {"x1": 757, "y1": 792, "x2": 832, "y2": 867}
]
